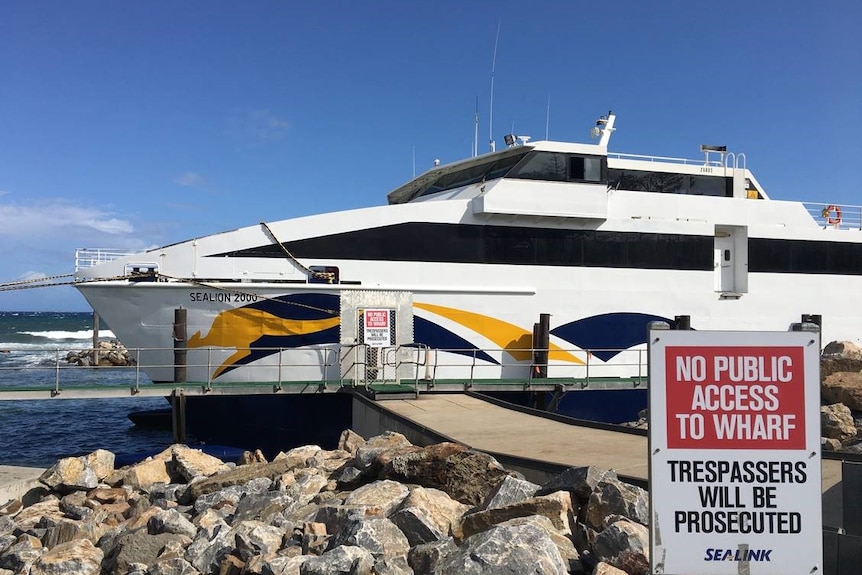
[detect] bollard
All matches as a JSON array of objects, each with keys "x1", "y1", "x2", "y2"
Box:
[
  {"x1": 534, "y1": 313, "x2": 550, "y2": 379},
  {"x1": 173, "y1": 308, "x2": 187, "y2": 383},
  {"x1": 171, "y1": 389, "x2": 187, "y2": 444}
]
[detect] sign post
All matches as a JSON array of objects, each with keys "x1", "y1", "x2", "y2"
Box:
[{"x1": 648, "y1": 328, "x2": 822, "y2": 574}]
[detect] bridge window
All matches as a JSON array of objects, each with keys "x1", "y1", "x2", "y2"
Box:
[
  {"x1": 609, "y1": 168, "x2": 731, "y2": 197},
  {"x1": 509, "y1": 152, "x2": 607, "y2": 184},
  {"x1": 415, "y1": 152, "x2": 528, "y2": 199}
]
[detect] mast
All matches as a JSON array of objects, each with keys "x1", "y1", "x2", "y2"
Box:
[{"x1": 489, "y1": 20, "x2": 500, "y2": 153}]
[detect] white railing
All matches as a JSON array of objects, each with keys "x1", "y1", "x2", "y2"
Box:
[
  {"x1": 803, "y1": 203, "x2": 862, "y2": 231},
  {"x1": 75, "y1": 248, "x2": 144, "y2": 271},
  {"x1": 607, "y1": 152, "x2": 724, "y2": 167}
]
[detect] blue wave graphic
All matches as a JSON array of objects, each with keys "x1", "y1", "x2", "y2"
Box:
[{"x1": 551, "y1": 312, "x2": 674, "y2": 361}]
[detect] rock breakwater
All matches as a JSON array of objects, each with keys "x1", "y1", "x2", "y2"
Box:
[
  {"x1": 0, "y1": 430, "x2": 649, "y2": 575},
  {"x1": 65, "y1": 341, "x2": 135, "y2": 368}
]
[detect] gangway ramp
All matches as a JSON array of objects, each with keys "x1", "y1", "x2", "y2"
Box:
[{"x1": 356, "y1": 392, "x2": 650, "y2": 482}]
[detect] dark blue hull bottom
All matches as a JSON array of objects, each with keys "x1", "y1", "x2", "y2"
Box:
[{"x1": 184, "y1": 393, "x2": 353, "y2": 458}]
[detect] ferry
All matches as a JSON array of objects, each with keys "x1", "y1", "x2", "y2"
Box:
[{"x1": 74, "y1": 111, "x2": 853, "y2": 394}]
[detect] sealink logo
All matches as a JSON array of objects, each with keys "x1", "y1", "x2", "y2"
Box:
[{"x1": 704, "y1": 548, "x2": 773, "y2": 562}]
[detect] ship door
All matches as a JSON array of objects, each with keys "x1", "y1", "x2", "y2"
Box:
[{"x1": 714, "y1": 235, "x2": 735, "y2": 292}]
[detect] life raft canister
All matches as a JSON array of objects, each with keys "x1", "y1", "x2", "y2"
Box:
[{"x1": 823, "y1": 204, "x2": 842, "y2": 225}]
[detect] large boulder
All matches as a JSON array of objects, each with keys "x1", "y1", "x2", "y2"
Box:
[
  {"x1": 123, "y1": 458, "x2": 172, "y2": 490},
  {"x1": 432, "y1": 519, "x2": 569, "y2": 575},
  {"x1": 378, "y1": 443, "x2": 513, "y2": 506},
  {"x1": 539, "y1": 466, "x2": 617, "y2": 504},
  {"x1": 103, "y1": 531, "x2": 190, "y2": 575},
  {"x1": 301, "y1": 544, "x2": 374, "y2": 575},
  {"x1": 328, "y1": 516, "x2": 410, "y2": 560},
  {"x1": 584, "y1": 479, "x2": 649, "y2": 529},
  {"x1": 593, "y1": 519, "x2": 649, "y2": 575},
  {"x1": 482, "y1": 475, "x2": 540, "y2": 510},
  {"x1": 822, "y1": 403, "x2": 857, "y2": 442},
  {"x1": 29, "y1": 539, "x2": 103, "y2": 575},
  {"x1": 0, "y1": 534, "x2": 43, "y2": 573},
  {"x1": 343, "y1": 481, "x2": 409, "y2": 517},
  {"x1": 40, "y1": 457, "x2": 99, "y2": 492},
  {"x1": 390, "y1": 487, "x2": 469, "y2": 546},
  {"x1": 454, "y1": 490, "x2": 574, "y2": 540},
  {"x1": 822, "y1": 372, "x2": 862, "y2": 411},
  {"x1": 823, "y1": 341, "x2": 862, "y2": 361},
  {"x1": 171, "y1": 445, "x2": 230, "y2": 481}
]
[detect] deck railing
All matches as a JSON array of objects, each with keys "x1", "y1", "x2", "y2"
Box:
[
  {"x1": 75, "y1": 248, "x2": 144, "y2": 271},
  {"x1": 804, "y1": 202, "x2": 862, "y2": 231},
  {"x1": 0, "y1": 343, "x2": 649, "y2": 398}
]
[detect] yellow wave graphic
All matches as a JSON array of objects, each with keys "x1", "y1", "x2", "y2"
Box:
[
  {"x1": 414, "y1": 302, "x2": 583, "y2": 364},
  {"x1": 188, "y1": 308, "x2": 339, "y2": 377}
]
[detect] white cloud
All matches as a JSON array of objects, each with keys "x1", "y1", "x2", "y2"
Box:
[
  {"x1": 0, "y1": 200, "x2": 134, "y2": 237},
  {"x1": 229, "y1": 109, "x2": 290, "y2": 143},
  {"x1": 175, "y1": 171, "x2": 207, "y2": 188}
]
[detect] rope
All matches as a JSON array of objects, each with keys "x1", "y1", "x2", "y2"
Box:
[
  {"x1": 0, "y1": 272, "x2": 76, "y2": 289},
  {"x1": 259, "y1": 221, "x2": 336, "y2": 283},
  {"x1": 0, "y1": 273, "x2": 142, "y2": 292}
]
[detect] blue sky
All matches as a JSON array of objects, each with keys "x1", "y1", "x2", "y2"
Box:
[{"x1": 1, "y1": 1, "x2": 859, "y2": 311}]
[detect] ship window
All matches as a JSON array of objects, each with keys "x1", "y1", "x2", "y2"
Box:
[
  {"x1": 609, "y1": 169, "x2": 731, "y2": 197},
  {"x1": 509, "y1": 152, "x2": 568, "y2": 181},
  {"x1": 569, "y1": 156, "x2": 603, "y2": 182},
  {"x1": 509, "y1": 151, "x2": 607, "y2": 184},
  {"x1": 416, "y1": 152, "x2": 528, "y2": 199}
]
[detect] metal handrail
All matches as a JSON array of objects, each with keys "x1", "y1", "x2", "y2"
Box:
[
  {"x1": 607, "y1": 152, "x2": 724, "y2": 167},
  {"x1": 0, "y1": 343, "x2": 649, "y2": 395},
  {"x1": 74, "y1": 248, "x2": 144, "y2": 271},
  {"x1": 803, "y1": 202, "x2": 862, "y2": 231}
]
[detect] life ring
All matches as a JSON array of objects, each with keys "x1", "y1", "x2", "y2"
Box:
[{"x1": 823, "y1": 205, "x2": 842, "y2": 225}]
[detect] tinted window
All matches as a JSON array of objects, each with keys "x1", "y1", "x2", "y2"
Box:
[
  {"x1": 509, "y1": 152, "x2": 568, "y2": 181},
  {"x1": 609, "y1": 169, "x2": 730, "y2": 197}
]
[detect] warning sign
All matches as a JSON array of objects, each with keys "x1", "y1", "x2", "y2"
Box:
[
  {"x1": 649, "y1": 329, "x2": 821, "y2": 575},
  {"x1": 665, "y1": 346, "x2": 806, "y2": 450},
  {"x1": 362, "y1": 309, "x2": 392, "y2": 348}
]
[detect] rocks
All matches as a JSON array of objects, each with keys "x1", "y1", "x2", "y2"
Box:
[
  {"x1": 0, "y1": 431, "x2": 654, "y2": 575},
  {"x1": 822, "y1": 403, "x2": 858, "y2": 442},
  {"x1": 65, "y1": 340, "x2": 134, "y2": 367}
]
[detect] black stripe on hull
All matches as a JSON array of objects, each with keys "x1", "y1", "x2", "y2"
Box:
[{"x1": 210, "y1": 222, "x2": 862, "y2": 275}]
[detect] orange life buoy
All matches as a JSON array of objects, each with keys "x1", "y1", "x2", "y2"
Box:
[{"x1": 824, "y1": 205, "x2": 842, "y2": 225}]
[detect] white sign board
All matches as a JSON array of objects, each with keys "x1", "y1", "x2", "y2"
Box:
[
  {"x1": 362, "y1": 309, "x2": 392, "y2": 348},
  {"x1": 649, "y1": 329, "x2": 821, "y2": 575}
]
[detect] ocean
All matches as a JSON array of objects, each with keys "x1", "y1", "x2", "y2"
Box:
[{"x1": 0, "y1": 311, "x2": 175, "y2": 467}]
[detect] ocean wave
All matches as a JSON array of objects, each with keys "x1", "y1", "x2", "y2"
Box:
[{"x1": 18, "y1": 329, "x2": 117, "y2": 341}]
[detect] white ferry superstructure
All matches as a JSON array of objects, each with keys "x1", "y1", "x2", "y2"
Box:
[{"x1": 74, "y1": 112, "x2": 859, "y2": 384}]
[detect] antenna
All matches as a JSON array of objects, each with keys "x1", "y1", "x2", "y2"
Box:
[
  {"x1": 473, "y1": 96, "x2": 479, "y2": 157},
  {"x1": 545, "y1": 93, "x2": 550, "y2": 140},
  {"x1": 412, "y1": 146, "x2": 416, "y2": 178},
  {"x1": 489, "y1": 19, "x2": 500, "y2": 153}
]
